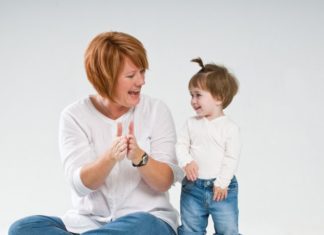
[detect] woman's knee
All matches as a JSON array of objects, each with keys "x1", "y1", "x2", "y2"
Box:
[
  {"x1": 9, "y1": 215, "x2": 39, "y2": 235},
  {"x1": 8, "y1": 215, "x2": 64, "y2": 235}
]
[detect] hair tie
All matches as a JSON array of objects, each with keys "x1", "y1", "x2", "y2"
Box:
[{"x1": 191, "y1": 57, "x2": 205, "y2": 70}]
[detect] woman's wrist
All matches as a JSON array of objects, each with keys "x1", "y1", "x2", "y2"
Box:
[
  {"x1": 131, "y1": 149, "x2": 145, "y2": 165},
  {"x1": 104, "y1": 150, "x2": 118, "y2": 164}
]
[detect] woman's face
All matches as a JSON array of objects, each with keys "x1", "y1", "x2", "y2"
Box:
[{"x1": 114, "y1": 57, "x2": 146, "y2": 108}]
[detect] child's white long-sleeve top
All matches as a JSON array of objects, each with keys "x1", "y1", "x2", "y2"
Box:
[{"x1": 176, "y1": 115, "x2": 241, "y2": 189}]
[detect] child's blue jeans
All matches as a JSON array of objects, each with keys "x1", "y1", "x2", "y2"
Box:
[{"x1": 178, "y1": 177, "x2": 240, "y2": 235}]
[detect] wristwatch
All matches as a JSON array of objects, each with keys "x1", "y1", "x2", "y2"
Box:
[{"x1": 132, "y1": 152, "x2": 149, "y2": 167}]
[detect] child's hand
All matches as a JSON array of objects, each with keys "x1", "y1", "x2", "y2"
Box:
[
  {"x1": 183, "y1": 161, "x2": 199, "y2": 181},
  {"x1": 213, "y1": 186, "x2": 228, "y2": 201}
]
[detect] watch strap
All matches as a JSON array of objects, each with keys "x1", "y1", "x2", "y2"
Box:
[{"x1": 132, "y1": 152, "x2": 149, "y2": 167}]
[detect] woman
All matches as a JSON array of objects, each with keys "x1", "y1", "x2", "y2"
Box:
[{"x1": 9, "y1": 31, "x2": 179, "y2": 235}]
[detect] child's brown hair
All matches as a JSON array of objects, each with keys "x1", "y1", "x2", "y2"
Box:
[{"x1": 189, "y1": 57, "x2": 239, "y2": 109}]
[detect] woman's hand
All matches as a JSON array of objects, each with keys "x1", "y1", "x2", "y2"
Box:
[
  {"x1": 80, "y1": 122, "x2": 127, "y2": 190},
  {"x1": 109, "y1": 123, "x2": 128, "y2": 161},
  {"x1": 127, "y1": 121, "x2": 145, "y2": 164},
  {"x1": 213, "y1": 186, "x2": 228, "y2": 201},
  {"x1": 125, "y1": 121, "x2": 173, "y2": 192},
  {"x1": 184, "y1": 161, "x2": 199, "y2": 181}
]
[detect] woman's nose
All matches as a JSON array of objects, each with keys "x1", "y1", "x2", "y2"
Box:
[{"x1": 135, "y1": 73, "x2": 145, "y2": 86}]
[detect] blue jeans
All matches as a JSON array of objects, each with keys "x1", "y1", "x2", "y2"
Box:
[
  {"x1": 9, "y1": 212, "x2": 176, "y2": 235},
  {"x1": 178, "y1": 177, "x2": 240, "y2": 235}
]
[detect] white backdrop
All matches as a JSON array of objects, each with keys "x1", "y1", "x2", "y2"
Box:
[{"x1": 1, "y1": 0, "x2": 324, "y2": 234}]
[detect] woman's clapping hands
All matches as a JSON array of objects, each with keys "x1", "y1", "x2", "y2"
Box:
[{"x1": 110, "y1": 121, "x2": 143, "y2": 163}]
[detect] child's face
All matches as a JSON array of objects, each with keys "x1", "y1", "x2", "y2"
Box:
[{"x1": 189, "y1": 87, "x2": 223, "y2": 119}]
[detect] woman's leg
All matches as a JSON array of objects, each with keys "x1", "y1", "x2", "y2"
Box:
[
  {"x1": 82, "y1": 212, "x2": 175, "y2": 235},
  {"x1": 9, "y1": 215, "x2": 73, "y2": 235}
]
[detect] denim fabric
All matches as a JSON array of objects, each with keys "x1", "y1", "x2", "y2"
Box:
[
  {"x1": 82, "y1": 212, "x2": 176, "y2": 235},
  {"x1": 9, "y1": 215, "x2": 73, "y2": 235},
  {"x1": 9, "y1": 212, "x2": 176, "y2": 235},
  {"x1": 178, "y1": 177, "x2": 239, "y2": 235}
]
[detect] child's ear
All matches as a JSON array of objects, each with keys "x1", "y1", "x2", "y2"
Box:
[
  {"x1": 214, "y1": 96, "x2": 223, "y2": 106},
  {"x1": 216, "y1": 100, "x2": 223, "y2": 106}
]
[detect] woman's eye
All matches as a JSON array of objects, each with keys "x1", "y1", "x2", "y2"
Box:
[{"x1": 126, "y1": 74, "x2": 135, "y2": 79}]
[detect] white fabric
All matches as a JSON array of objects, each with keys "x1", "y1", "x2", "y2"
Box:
[
  {"x1": 176, "y1": 115, "x2": 241, "y2": 188},
  {"x1": 59, "y1": 94, "x2": 179, "y2": 233}
]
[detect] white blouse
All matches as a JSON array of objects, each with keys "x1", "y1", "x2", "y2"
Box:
[{"x1": 59, "y1": 94, "x2": 179, "y2": 233}]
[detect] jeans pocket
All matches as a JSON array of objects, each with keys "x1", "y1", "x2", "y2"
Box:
[
  {"x1": 227, "y1": 177, "x2": 238, "y2": 195},
  {"x1": 181, "y1": 177, "x2": 195, "y2": 192}
]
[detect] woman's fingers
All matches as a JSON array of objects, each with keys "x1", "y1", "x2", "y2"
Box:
[
  {"x1": 117, "y1": 122, "x2": 123, "y2": 137},
  {"x1": 128, "y1": 121, "x2": 134, "y2": 135},
  {"x1": 111, "y1": 136, "x2": 128, "y2": 160}
]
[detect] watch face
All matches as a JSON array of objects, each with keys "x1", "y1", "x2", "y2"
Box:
[
  {"x1": 132, "y1": 152, "x2": 149, "y2": 167},
  {"x1": 142, "y1": 153, "x2": 148, "y2": 165}
]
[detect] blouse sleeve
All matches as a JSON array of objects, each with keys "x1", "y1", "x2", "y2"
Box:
[
  {"x1": 59, "y1": 109, "x2": 96, "y2": 197},
  {"x1": 149, "y1": 101, "x2": 184, "y2": 182}
]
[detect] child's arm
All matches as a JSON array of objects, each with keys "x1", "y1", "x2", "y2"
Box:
[
  {"x1": 176, "y1": 120, "x2": 195, "y2": 179},
  {"x1": 214, "y1": 125, "x2": 241, "y2": 189}
]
